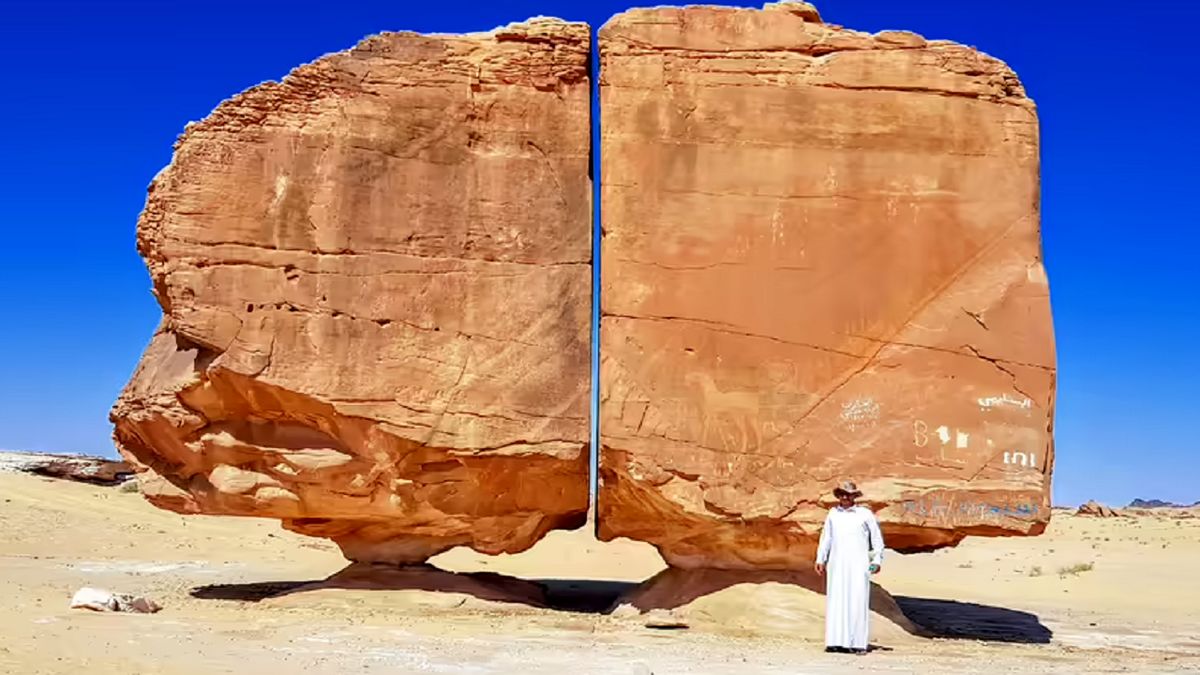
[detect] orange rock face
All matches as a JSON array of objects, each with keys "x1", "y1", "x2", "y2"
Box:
[
  {"x1": 111, "y1": 19, "x2": 592, "y2": 564},
  {"x1": 598, "y1": 3, "x2": 1056, "y2": 569}
]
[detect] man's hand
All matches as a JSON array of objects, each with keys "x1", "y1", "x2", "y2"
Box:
[
  {"x1": 815, "y1": 562, "x2": 826, "y2": 576},
  {"x1": 869, "y1": 564, "x2": 881, "y2": 575}
]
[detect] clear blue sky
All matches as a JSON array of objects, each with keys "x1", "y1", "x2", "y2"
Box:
[{"x1": 1, "y1": 0, "x2": 1196, "y2": 507}]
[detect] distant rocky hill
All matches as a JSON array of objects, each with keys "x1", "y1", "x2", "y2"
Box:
[
  {"x1": 1128, "y1": 498, "x2": 1200, "y2": 509},
  {"x1": 0, "y1": 450, "x2": 131, "y2": 485}
]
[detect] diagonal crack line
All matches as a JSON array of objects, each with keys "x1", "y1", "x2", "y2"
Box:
[
  {"x1": 964, "y1": 344, "x2": 1036, "y2": 403},
  {"x1": 845, "y1": 334, "x2": 1053, "y2": 372},
  {"x1": 604, "y1": 313, "x2": 862, "y2": 358},
  {"x1": 965, "y1": 447, "x2": 1010, "y2": 483},
  {"x1": 162, "y1": 235, "x2": 588, "y2": 267},
  {"x1": 754, "y1": 214, "x2": 1034, "y2": 450},
  {"x1": 962, "y1": 307, "x2": 988, "y2": 330},
  {"x1": 232, "y1": 302, "x2": 551, "y2": 351},
  {"x1": 761, "y1": 351, "x2": 881, "y2": 446},
  {"x1": 604, "y1": 311, "x2": 739, "y2": 330},
  {"x1": 525, "y1": 139, "x2": 569, "y2": 209},
  {"x1": 329, "y1": 398, "x2": 583, "y2": 424},
  {"x1": 634, "y1": 402, "x2": 650, "y2": 434},
  {"x1": 606, "y1": 428, "x2": 781, "y2": 458},
  {"x1": 425, "y1": 355, "x2": 471, "y2": 446},
  {"x1": 257, "y1": 331, "x2": 277, "y2": 377},
  {"x1": 664, "y1": 467, "x2": 700, "y2": 482},
  {"x1": 179, "y1": 259, "x2": 528, "y2": 279},
  {"x1": 611, "y1": 256, "x2": 814, "y2": 272},
  {"x1": 812, "y1": 81, "x2": 1027, "y2": 106}
]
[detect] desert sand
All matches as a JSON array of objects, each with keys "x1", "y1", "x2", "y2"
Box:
[{"x1": 2, "y1": 472, "x2": 1197, "y2": 674}]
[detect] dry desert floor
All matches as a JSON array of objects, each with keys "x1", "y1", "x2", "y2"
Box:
[{"x1": 2, "y1": 472, "x2": 1198, "y2": 674}]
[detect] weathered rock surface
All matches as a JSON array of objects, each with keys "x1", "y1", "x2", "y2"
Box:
[
  {"x1": 111, "y1": 19, "x2": 593, "y2": 564},
  {"x1": 1076, "y1": 501, "x2": 1121, "y2": 518},
  {"x1": 598, "y1": 2, "x2": 1055, "y2": 569},
  {"x1": 0, "y1": 451, "x2": 132, "y2": 485}
]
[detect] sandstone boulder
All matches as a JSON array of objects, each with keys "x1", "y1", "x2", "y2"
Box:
[
  {"x1": 1076, "y1": 501, "x2": 1120, "y2": 518},
  {"x1": 598, "y1": 2, "x2": 1056, "y2": 569},
  {"x1": 111, "y1": 19, "x2": 593, "y2": 564}
]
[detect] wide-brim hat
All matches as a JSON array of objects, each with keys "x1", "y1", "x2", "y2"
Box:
[{"x1": 833, "y1": 480, "x2": 862, "y2": 498}]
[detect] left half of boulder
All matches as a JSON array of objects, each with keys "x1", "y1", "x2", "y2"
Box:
[{"x1": 111, "y1": 19, "x2": 593, "y2": 565}]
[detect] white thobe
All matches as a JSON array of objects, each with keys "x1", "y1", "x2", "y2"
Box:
[{"x1": 815, "y1": 505, "x2": 884, "y2": 650}]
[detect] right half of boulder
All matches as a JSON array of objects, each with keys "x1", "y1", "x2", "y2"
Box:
[{"x1": 598, "y1": 2, "x2": 1056, "y2": 569}]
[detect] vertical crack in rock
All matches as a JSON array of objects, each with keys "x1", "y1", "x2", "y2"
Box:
[
  {"x1": 598, "y1": 2, "x2": 1056, "y2": 569},
  {"x1": 111, "y1": 19, "x2": 593, "y2": 564}
]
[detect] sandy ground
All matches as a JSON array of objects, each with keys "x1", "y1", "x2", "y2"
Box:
[{"x1": 2, "y1": 473, "x2": 1198, "y2": 674}]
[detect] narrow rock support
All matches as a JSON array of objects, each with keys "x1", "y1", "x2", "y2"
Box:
[
  {"x1": 111, "y1": 19, "x2": 593, "y2": 564},
  {"x1": 598, "y1": 2, "x2": 1056, "y2": 569}
]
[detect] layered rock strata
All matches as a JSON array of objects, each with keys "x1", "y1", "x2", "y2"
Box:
[{"x1": 112, "y1": 19, "x2": 593, "y2": 564}]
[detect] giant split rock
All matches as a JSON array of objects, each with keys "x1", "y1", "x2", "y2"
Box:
[
  {"x1": 598, "y1": 2, "x2": 1056, "y2": 569},
  {"x1": 111, "y1": 19, "x2": 593, "y2": 564}
]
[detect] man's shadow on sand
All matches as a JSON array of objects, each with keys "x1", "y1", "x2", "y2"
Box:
[{"x1": 192, "y1": 565, "x2": 1051, "y2": 645}]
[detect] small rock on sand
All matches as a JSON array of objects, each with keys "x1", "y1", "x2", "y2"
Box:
[{"x1": 69, "y1": 587, "x2": 160, "y2": 613}]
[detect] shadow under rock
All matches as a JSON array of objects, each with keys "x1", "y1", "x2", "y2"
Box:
[
  {"x1": 617, "y1": 567, "x2": 919, "y2": 635},
  {"x1": 894, "y1": 596, "x2": 1052, "y2": 644},
  {"x1": 191, "y1": 564, "x2": 638, "y2": 614},
  {"x1": 536, "y1": 578, "x2": 639, "y2": 613},
  {"x1": 189, "y1": 566, "x2": 1050, "y2": 645},
  {"x1": 191, "y1": 581, "x2": 310, "y2": 602},
  {"x1": 621, "y1": 568, "x2": 1052, "y2": 644}
]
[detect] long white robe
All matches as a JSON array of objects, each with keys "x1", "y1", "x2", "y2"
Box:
[{"x1": 815, "y1": 505, "x2": 884, "y2": 650}]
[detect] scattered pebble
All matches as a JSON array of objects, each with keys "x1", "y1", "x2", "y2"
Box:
[{"x1": 69, "y1": 587, "x2": 161, "y2": 614}]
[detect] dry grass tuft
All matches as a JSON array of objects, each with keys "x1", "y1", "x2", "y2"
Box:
[{"x1": 1057, "y1": 562, "x2": 1094, "y2": 577}]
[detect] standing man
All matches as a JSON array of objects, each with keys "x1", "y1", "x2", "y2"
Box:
[{"x1": 814, "y1": 480, "x2": 884, "y2": 654}]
